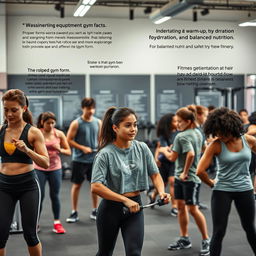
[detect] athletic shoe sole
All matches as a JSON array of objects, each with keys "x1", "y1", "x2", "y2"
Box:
[
  {"x1": 52, "y1": 229, "x2": 66, "y2": 234},
  {"x1": 168, "y1": 244, "x2": 192, "y2": 250},
  {"x1": 170, "y1": 211, "x2": 178, "y2": 217},
  {"x1": 199, "y1": 251, "x2": 210, "y2": 256},
  {"x1": 66, "y1": 218, "x2": 79, "y2": 223}
]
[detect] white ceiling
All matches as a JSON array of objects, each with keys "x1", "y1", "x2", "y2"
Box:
[{"x1": 4, "y1": 3, "x2": 256, "y2": 23}]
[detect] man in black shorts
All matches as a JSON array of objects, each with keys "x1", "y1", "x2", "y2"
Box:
[{"x1": 66, "y1": 98, "x2": 101, "y2": 222}]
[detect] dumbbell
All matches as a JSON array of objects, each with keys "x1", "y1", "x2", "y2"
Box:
[{"x1": 123, "y1": 198, "x2": 168, "y2": 215}]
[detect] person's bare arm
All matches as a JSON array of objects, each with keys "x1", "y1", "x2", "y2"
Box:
[
  {"x1": 13, "y1": 127, "x2": 49, "y2": 169},
  {"x1": 158, "y1": 146, "x2": 178, "y2": 162},
  {"x1": 197, "y1": 141, "x2": 220, "y2": 188},
  {"x1": 56, "y1": 130, "x2": 71, "y2": 155},
  {"x1": 179, "y1": 150, "x2": 194, "y2": 181},
  {"x1": 150, "y1": 173, "x2": 171, "y2": 204},
  {"x1": 246, "y1": 125, "x2": 256, "y2": 136},
  {"x1": 244, "y1": 134, "x2": 256, "y2": 153},
  {"x1": 91, "y1": 183, "x2": 140, "y2": 213},
  {"x1": 67, "y1": 120, "x2": 92, "y2": 154}
]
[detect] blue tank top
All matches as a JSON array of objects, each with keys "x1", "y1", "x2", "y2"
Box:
[
  {"x1": 214, "y1": 135, "x2": 253, "y2": 192},
  {"x1": 72, "y1": 116, "x2": 100, "y2": 163},
  {"x1": 0, "y1": 123, "x2": 34, "y2": 164}
]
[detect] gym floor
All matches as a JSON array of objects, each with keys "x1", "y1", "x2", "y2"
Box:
[{"x1": 7, "y1": 178, "x2": 255, "y2": 256}]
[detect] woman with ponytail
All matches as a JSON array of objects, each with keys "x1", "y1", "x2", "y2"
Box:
[
  {"x1": 91, "y1": 107, "x2": 170, "y2": 256},
  {"x1": 35, "y1": 112, "x2": 71, "y2": 234},
  {"x1": 0, "y1": 89, "x2": 49, "y2": 256},
  {"x1": 159, "y1": 105, "x2": 210, "y2": 256}
]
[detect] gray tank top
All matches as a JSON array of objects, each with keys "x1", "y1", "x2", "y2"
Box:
[
  {"x1": 72, "y1": 116, "x2": 100, "y2": 163},
  {"x1": 214, "y1": 135, "x2": 253, "y2": 192}
]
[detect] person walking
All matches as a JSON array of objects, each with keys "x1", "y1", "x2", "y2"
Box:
[
  {"x1": 35, "y1": 112, "x2": 71, "y2": 234},
  {"x1": 91, "y1": 107, "x2": 170, "y2": 256},
  {"x1": 66, "y1": 98, "x2": 101, "y2": 222},
  {"x1": 0, "y1": 89, "x2": 49, "y2": 256},
  {"x1": 197, "y1": 107, "x2": 256, "y2": 256}
]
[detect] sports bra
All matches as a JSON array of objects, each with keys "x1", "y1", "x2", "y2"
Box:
[{"x1": 0, "y1": 123, "x2": 34, "y2": 164}]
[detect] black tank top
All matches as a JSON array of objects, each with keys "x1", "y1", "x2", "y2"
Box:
[{"x1": 0, "y1": 123, "x2": 34, "y2": 164}]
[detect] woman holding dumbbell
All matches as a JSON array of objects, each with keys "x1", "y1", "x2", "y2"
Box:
[{"x1": 91, "y1": 107, "x2": 170, "y2": 256}]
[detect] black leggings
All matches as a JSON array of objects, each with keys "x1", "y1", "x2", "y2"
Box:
[
  {"x1": 0, "y1": 171, "x2": 41, "y2": 248},
  {"x1": 35, "y1": 169, "x2": 62, "y2": 219},
  {"x1": 211, "y1": 189, "x2": 256, "y2": 256},
  {"x1": 96, "y1": 195, "x2": 144, "y2": 256}
]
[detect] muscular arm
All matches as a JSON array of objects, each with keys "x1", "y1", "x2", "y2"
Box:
[
  {"x1": 244, "y1": 134, "x2": 256, "y2": 153},
  {"x1": 13, "y1": 127, "x2": 49, "y2": 169},
  {"x1": 66, "y1": 120, "x2": 92, "y2": 153},
  {"x1": 246, "y1": 125, "x2": 256, "y2": 136},
  {"x1": 58, "y1": 130, "x2": 71, "y2": 155}
]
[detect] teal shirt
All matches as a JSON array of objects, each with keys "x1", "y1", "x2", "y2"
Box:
[
  {"x1": 214, "y1": 135, "x2": 253, "y2": 192},
  {"x1": 172, "y1": 128, "x2": 202, "y2": 183},
  {"x1": 91, "y1": 140, "x2": 159, "y2": 194},
  {"x1": 72, "y1": 116, "x2": 100, "y2": 163}
]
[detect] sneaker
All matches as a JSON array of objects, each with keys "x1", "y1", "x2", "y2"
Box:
[
  {"x1": 66, "y1": 211, "x2": 79, "y2": 223},
  {"x1": 90, "y1": 209, "x2": 97, "y2": 220},
  {"x1": 200, "y1": 239, "x2": 210, "y2": 255},
  {"x1": 53, "y1": 223, "x2": 66, "y2": 234},
  {"x1": 170, "y1": 208, "x2": 178, "y2": 217},
  {"x1": 198, "y1": 202, "x2": 208, "y2": 210},
  {"x1": 168, "y1": 237, "x2": 192, "y2": 250}
]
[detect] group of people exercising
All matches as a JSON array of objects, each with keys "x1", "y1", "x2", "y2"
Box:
[{"x1": 0, "y1": 89, "x2": 255, "y2": 256}]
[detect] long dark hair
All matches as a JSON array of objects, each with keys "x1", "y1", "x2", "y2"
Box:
[
  {"x1": 37, "y1": 112, "x2": 57, "y2": 128},
  {"x1": 156, "y1": 113, "x2": 175, "y2": 141},
  {"x1": 99, "y1": 107, "x2": 137, "y2": 150},
  {"x1": 2, "y1": 89, "x2": 33, "y2": 125}
]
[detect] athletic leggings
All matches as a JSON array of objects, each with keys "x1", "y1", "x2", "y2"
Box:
[
  {"x1": 0, "y1": 171, "x2": 41, "y2": 248},
  {"x1": 210, "y1": 189, "x2": 256, "y2": 256},
  {"x1": 35, "y1": 169, "x2": 62, "y2": 220},
  {"x1": 96, "y1": 195, "x2": 144, "y2": 256}
]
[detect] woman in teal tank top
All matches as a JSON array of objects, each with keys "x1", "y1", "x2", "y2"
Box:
[{"x1": 197, "y1": 107, "x2": 256, "y2": 256}]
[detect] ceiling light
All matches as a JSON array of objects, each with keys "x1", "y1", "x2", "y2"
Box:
[
  {"x1": 239, "y1": 19, "x2": 256, "y2": 26},
  {"x1": 149, "y1": 0, "x2": 203, "y2": 24},
  {"x1": 155, "y1": 16, "x2": 171, "y2": 24},
  {"x1": 73, "y1": 0, "x2": 97, "y2": 17},
  {"x1": 89, "y1": 0, "x2": 97, "y2": 4}
]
